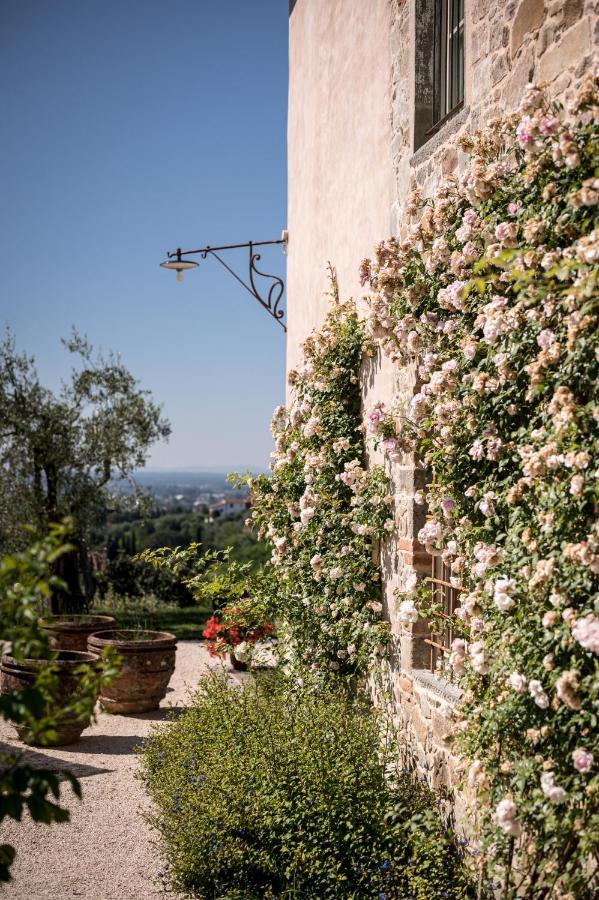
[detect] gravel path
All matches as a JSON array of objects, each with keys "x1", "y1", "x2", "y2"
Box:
[{"x1": 0, "y1": 641, "x2": 237, "y2": 900}]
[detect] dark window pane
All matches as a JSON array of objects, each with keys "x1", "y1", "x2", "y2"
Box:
[{"x1": 431, "y1": 0, "x2": 464, "y2": 131}]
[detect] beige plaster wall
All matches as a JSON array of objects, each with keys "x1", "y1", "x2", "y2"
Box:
[{"x1": 286, "y1": 0, "x2": 395, "y2": 373}]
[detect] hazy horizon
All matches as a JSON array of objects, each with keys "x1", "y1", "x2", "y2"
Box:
[{"x1": 135, "y1": 465, "x2": 269, "y2": 475}]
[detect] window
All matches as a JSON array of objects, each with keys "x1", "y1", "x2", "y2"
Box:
[
  {"x1": 414, "y1": 0, "x2": 465, "y2": 150},
  {"x1": 423, "y1": 555, "x2": 462, "y2": 675},
  {"x1": 433, "y1": 0, "x2": 465, "y2": 127}
]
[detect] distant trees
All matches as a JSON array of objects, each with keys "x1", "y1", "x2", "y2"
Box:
[
  {"x1": 95, "y1": 510, "x2": 269, "y2": 606},
  {"x1": 0, "y1": 330, "x2": 170, "y2": 612}
]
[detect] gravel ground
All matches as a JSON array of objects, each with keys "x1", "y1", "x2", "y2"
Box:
[{"x1": 0, "y1": 641, "x2": 239, "y2": 900}]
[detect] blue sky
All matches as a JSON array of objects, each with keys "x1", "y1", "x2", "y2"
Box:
[{"x1": 0, "y1": 0, "x2": 288, "y2": 471}]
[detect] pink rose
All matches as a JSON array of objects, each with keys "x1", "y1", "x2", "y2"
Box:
[
  {"x1": 537, "y1": 328, "x2": 556, "y2": 350},
  {"x1": 516, "y1": 116, "x2": 535, "y2": 147},
  {"x1": 572, "y1": 614, "x2": 599, "y2": 654},
  {"x1": 495, "y1": 221, "x2": 518, "y2": 245},
  {"x1": 539, "y1": 116, "x2": 559, "y2": 136},
  {"x1": 441, "y1": 497, "x2": 455, "y2": 515},
  {"x1": 572, "y1": 748, "x2": 593, "y2": 773}
]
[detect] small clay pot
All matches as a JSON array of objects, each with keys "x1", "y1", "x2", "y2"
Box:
[
  {"x1": 229, "y1": 652, "x2": 248, "y2": 672},
  {"x1": 0, "y1": 650, "x2": 98, "y2": 746},
  {"x1": 39, "y1": 614, "x2": 116, "y2": 653},
  {"x1": 87, "y1": 630, "x2": 176, "y2": 714}
]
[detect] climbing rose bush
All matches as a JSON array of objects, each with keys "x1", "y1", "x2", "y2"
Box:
[
  {"x1": 245, "y1": 294, "x2": 392, "y2": 679},
  {"x1": 362, "y1": 77, "x2": 599, "y2": 896}
]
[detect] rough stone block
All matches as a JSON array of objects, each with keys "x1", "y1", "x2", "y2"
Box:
[
  {"x1": 491, "y1": 50, "x2": 510, "y2": 86},
  {"x1": 417, "y1": 691, "x2": 432, "y2": 719},
  {"x1": 511, "y1": 0, "x2": 545, "y2": 57},
  {"x1": 537, "y1": 21, "x2": 557, "y2": 56},
  {"x1": 538, "y1": 17, "x2": 591, "y2": 83},
  {"x1": 447, "y1": 753, "x2": 464, "y2": 786},
  {"x1": 489, "y1": 24, "x2": 509, "y2": 53},
  {"x1": 472, "y1": 0, "x2": 492, "y2": 22},
  {"x1": 502, "y1": 46, "x2": 535, "y2": 112},
  {"x1": 432, "y1": 709, "x2": 453, "y2": 744},
  {"x1": 553, "y1": 71, "x2": 573, "y2": 99},
  {"x1": 471, "y1": 56, "x2": 492, "y2": 103},
  {"x1": 409, "y1": 704, "x2": 432, "y2": 748},
  {"x1": 432, "y1": 750, "x2": 449, "y2": 787},
  {"x1": 441, "y1": 146, "x2": 458, "y2": 174},
  {"x1": 471, "y1": 24, "x2": 489, "y2": 62},
  {"x1": 559, "y1": 0, "x2": 585, "y2": 31}
]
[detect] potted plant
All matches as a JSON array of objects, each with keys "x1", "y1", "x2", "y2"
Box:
[
  {"x1": 87, "y1": 628, "x2": 176, "y2": 714},
  {"x1": 38, "y1": 613, "x2": 116, "y2": 652},
  {"x1": 137, "y1": 543, "x2": 277, "y2": 670},
  {"x1": 202, "y1": 597, "x2": 276, "y2": 671},
  {"x1": 0, "y1": 649, "x2": 101, "y2": 745},
  {"x1": 1, "y1": 528, "x2": 121, "y2": 747}
]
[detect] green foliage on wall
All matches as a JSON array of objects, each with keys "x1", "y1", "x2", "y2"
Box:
[
  {"x1": 243, "y1": 294, "x2": 393, "y2": 680},
  {"x1": 363, "y1": 77, "x2": 599, "y2": 896}
]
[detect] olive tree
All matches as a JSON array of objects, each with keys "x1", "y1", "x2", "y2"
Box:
[{"x1": 0, "y1": 330, "x2": 170, "y2": 611}]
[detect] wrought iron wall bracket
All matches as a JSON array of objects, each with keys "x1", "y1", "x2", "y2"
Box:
[{"x1": 161, "y1": 238, "x2": 287, "y2": 332}]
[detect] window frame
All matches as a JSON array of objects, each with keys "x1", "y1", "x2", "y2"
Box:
[
  {"x1": 422, "y1": 553, "x2": 463, "y2": 676},
  {"x1": 427, "y1": 0, "x2": 465, "y2": 140}
]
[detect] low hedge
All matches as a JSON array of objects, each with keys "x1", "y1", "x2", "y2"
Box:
[{"x1": 139, "y1": 674, "x2": 474, "y2": 899}]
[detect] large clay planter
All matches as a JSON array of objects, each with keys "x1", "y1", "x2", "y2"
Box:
[
  {"x1": 87, "y1": 630, "x2": 176, "y2": 714},
  {"x1": 0, "y1": 650, "x2": 98, "y2": 746},
  {"x1": 39, "y1": 614, "x2": 116, "y2": 653}
]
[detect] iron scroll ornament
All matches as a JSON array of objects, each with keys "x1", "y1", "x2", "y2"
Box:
[{"x1": 161, "y1": 239, "x2": 287, "y2": 332}]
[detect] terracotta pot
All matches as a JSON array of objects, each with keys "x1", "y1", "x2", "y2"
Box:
[
  {"x1": 229, "y1": 652, "x2": 248, "y2": 672},
  {"x1": 39, "y1": 614, "x2": 116, "y2": 653},
  {"x1": 0, "y1": 650, "x2": 98, "y2": 746},
  {"x1": 87, "y1": 629, "x2": 176, "y2": 714}
]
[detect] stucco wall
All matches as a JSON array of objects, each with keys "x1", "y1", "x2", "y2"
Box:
[{"x1": 286, "y1": 0, "x2": 395, "y2": 373}]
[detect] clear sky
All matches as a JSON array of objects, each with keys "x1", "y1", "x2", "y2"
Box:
[{"x1": 0, "y1": 0, "x2": 288, "y2": 471}]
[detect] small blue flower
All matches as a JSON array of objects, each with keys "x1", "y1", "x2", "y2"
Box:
[{"x1": 381, "y1": 860, "x2": 389, "y2": 871}]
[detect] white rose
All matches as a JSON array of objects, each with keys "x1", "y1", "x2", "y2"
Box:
[
  {"x1": 510, "y1": 672, "x2": 527, "y2": 693},
  {"x1": 398, "y1": 598, "x2": 419, "y2": 625}
]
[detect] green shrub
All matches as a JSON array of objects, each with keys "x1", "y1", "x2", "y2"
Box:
[{"x1": 139, "y1": 674, "x2": 474, "y2": 899}]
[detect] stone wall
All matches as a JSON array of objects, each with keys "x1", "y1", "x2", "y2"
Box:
[
  {"x1": 382, "y1": 0, "x2": 599, "y2": 800},
  {"x1": 287, "y1": 0, "x2": 598, "y2": 802}
]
